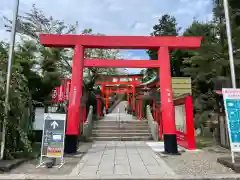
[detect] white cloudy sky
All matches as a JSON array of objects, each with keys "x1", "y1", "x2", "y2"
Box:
[{"x1": 0, "y1": 0, "x2": 213, "y2": 73}]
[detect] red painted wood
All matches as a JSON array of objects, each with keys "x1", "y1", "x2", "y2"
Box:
[
  {"x1": 101, "y1": 85, "x2": 104, "y2": 97},
  {"x1": 185, "y1": 96, "x2": 196, "y2": 150},
  {"x1": 159, "y1": 47, "x2": 176, "y2": 135},
  {"x1": 159, "y1": 108, "x2": 163, "y2": 140},
  {"x1": 105, "y1": 90, "x2": 109, "y2": 110},
  {"x1": 84, "y1": 59, "x2": 160, "y2": 68},
  {"x1": 66, "y1": 45, "x2": 84, "y2": 135},
  {"x1": 96, "y1": 81, "x2": 141, "y2": 85},
  {"x1": 100, "y1": 74, "x2": 143, "y2": 79},
  {"x1": 96, "y1": 95, "x2": 101, "y2": 119},
  {"x1": 39, "y1": 33, "x2": 202, "y2": 140},
  {"x1": 174, "y1": 95, "x2": 196, "y2": 150},
  {"x1": 132, "y1": 85, "x2": 136, "y2": 112},
  {"x1": 40, "y1": 34, "x2": 202, "y2": 49}
]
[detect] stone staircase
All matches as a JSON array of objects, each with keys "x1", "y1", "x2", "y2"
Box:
[{"x1": 91, "y1": 119, "x2": 152, "y2": 141}]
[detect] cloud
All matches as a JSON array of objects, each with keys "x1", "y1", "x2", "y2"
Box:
[
  {"x1": 0, "y1": 0, "x2": 212, "y2": 73},
  {"x1": 0, "y1": 0, "x2": 212, "y2": 37}
]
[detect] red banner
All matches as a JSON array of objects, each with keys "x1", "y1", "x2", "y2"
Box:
[
  {"x1": 52, "y1": 79, "x2": 71, "y2": 104},
  {"x1": 64, "y1": 79, "x2": 71, "y2": 101},
  {"x1": 58, "y1": 83, "x2": 64, "y2": 102},
  {"x1": 52, "y1": 87, "x2": 59, "y2": 104}
]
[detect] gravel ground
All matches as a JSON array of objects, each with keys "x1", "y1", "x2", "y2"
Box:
[
  {"x1": 6, "y1": 142, "x2": 93, "y2": 175},
  {"x1": 160, "y1": 146, "x2": 235, "y2": 176},
  {"x1": 7, "y1": 156, "x2": 81, "y2": 175}
]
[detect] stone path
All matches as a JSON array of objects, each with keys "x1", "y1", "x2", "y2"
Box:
[
  {"x1": 70, "y1": 141, "x2": 175, "y2": 176},
  {"x1": 111, "y1": 101, "x2": 128, "y2": 114},
  {"x1": 70, "y1": 101, "x2": 175, "y2": 177}
]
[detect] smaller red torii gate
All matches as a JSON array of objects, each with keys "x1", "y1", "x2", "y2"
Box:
[
  {"x1": 96, "y1": 78, "x2": 141, "y2": 112},
  {"x1": 40, "y1": 34, "x2": 202, "y2": 154}
]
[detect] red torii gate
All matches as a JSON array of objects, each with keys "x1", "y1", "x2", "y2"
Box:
[
  {"x1": 96, "y1": 80, "x2": 141, "y2": 112},
  {"x1": 96, "y1": 74, "x2": 143, "y2": 112},
  {"x1": 40, "y1": 34, "x2": 202, "y2": 154}
]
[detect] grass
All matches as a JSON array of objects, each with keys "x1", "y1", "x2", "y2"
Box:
[{"x1": 195, "y1": 136, "x2": 213, "y2": 149}]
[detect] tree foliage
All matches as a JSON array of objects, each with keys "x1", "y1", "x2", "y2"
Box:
[
  {"x1": 146, "y1": 1, "x2": 240, "y2": 128},
  {"x1": 144, "y1": 14, "x2": 182, "y2": 83},
  {"x1": 0, "y1": 42, "x2": 32, "y2": 159},
  {"x1": 0, "y1": 5, "x2": 121, "y2": 158},
  {"x1": 82, "y1": 28, "x2": 120, "y2": 91}
]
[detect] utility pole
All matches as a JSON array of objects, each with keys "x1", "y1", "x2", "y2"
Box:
[
  {"x1": 0, "y1": 0, "x2": 20, "y2": 160},
  {"x1": 223, "y1": 0, "x2": 237, "y2": 88}
]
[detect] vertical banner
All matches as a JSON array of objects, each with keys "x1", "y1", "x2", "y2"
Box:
[
  {"x1": 58, "y1": 82, "x2": 64, "y2": 102},
  {"x1": 222, "y1": 88, "x2": 240, "y2": 163},
  {"x1": 51, "y1": 79, "x2": 72, "y2": 104},
  {"x1": 52, "y1": 87, "x2": 59, "y2": 104},
  {"x1": 65, "y1": 79, "x2": 71, "y2": 101}
]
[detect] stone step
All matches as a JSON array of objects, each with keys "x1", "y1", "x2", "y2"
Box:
[
  {"x1": 93, "y1": 125, "x2": 149, "y2": 130},
  {"x1": 92, "y1": 132, "x2": 151, "y2": 137},
  {"x1": 92, "y1": 129, "x2": 150, "y2": 133},
  {"x1": 95, "y1": 123, "x2": 148, "y2": 127},
  {"x1": 95, "y1": 122, "x2": 149, "y2": 126},
  {"x1": 90, "y1": 136, "x2": 152, "y2": 141},
  {"x1": 95, "y1": 120, "x2": 148, "y2": 124}
]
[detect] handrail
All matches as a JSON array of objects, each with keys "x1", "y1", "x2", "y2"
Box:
[
  {"x1": 146, "y1": 105, "x2": 159, "y2": 141},
  {"x1": 83, "y1": 106, "x2": 93, "y2": 139}
]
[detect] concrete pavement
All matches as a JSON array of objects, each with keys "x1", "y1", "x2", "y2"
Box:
[
  {"x1": 70, "y1": 101, "x2": 175, "y2": 177},
  {"x1": 70, "y1": 141, "x2": 176, "y2": 176}
]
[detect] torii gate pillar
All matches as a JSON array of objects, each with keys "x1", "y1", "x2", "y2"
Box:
[{"x1": 159, "y1": 47, "x2": 178, "y2": 154}]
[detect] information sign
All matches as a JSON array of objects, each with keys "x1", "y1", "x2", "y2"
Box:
[
  {"x1": 37, "y1": 113, "x2": 66, "y2": 168},
  {"x1": 222, "y1": 88, "x2": 240, "y2": 163}
]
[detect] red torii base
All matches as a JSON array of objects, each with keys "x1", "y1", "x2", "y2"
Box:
[{"x1": 40, "y1": 34, "x2": 202, "y2": 154}]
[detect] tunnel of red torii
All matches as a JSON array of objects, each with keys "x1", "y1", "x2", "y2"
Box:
[
  {"x1": 95, "y1": 74, "x2": 143, "y2": 113},
  {"x1": 40, "y1": 34, "x2": 202, "y2": 154}
]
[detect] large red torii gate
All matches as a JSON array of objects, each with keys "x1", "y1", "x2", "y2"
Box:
[{"x1": 40, "y1": 34, "x2": 202, "y2": 154}]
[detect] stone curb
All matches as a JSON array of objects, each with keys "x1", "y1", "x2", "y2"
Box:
[{"x1": 0, "y1": 174, "x2": 240, "y2": 180}]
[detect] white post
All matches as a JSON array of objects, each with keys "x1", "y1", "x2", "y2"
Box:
[
  {"x1": 223, "y1": 0, "x2": 237, "y2": 88},
  {"x1": 223, "y1": 0, "x2": 236, "y2": 164},
  {"x1": 0, "y1": 0, "x2": 20, "y2": 160}
]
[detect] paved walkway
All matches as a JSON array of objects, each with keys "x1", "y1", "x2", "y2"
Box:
[
  {"x1": 70, "y1": 101, "x2": 176, "y2": 177},
  {"x1": 70, "y1": 141, "x2": 175, "y2": 176},
  {"x1": 111, "y1": 101, "x2": 127, "y2": 114}
]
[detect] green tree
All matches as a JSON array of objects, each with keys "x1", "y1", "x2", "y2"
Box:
[
  {"x1": 147, "y1": 14, "x2": 182, "y2": 79},
  {"x1": 0, "y1": 42, "x2": 32, "y2": 159},
  {"x1": 4, "y1": 5, "x2": 76, "y2": 106},
  {"x1": 182, "y1": 22, "x2": 221, "y2": 116},
  {"x1": 82, "y1": 29, "x2": 120, "y2": 91},
  {"x1": 148, "y1": 14, "x2": 179, "y2": 60}
]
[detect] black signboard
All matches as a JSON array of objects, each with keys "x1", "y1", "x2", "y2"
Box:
[{"x1": 41, "y1": 113, "x2": 66, "y2": 158}]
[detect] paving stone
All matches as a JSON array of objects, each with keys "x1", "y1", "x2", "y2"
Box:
[
  {"x1": 114, "y1": 165, "x2": 131, "y2": 175},
  {"x1": 85, "y1": 160, "x2": 101, "y2": 166},
  {"x1": 146, "y1": 165, "x2": 168, "y2": 175},
  {"x1": 97, "y1": 166, "x2": 114, "y2": 175},
  {"x1": 131, "y1": 167, "x2": 149, "y2": 175},
  {"x1": 115, "y1": 158, "x2": 129, "y2": 165},
  {"x1": 67, "y1": 105, "x2": 176, "y2": 177},
  {"x1": 79, "y1": 165, "x2": 98, "y2": 175},
  {"x1": 141, "y1": 156, "x2": 159, "y2": 166},
  {"x1": 69, "y1": 163, "x2": 84, "y2": 176}
]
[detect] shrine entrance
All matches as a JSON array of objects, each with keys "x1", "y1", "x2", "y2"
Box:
[{"x1": 40, "y1": 34, "x2": 202, "y2": 154}]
